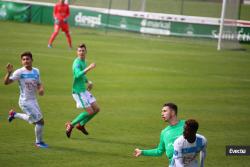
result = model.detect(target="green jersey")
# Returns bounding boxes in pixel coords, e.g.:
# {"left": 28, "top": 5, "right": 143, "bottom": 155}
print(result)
{"left": 142, "top": 120, "right": 185, "bottom": 162}
{"left": 72, "top": 57, "right": 88, "bottom": 93}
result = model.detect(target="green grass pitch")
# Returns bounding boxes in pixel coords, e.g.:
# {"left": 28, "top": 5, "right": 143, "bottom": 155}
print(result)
{"left": 0, "top": 21, "right": 250, "bottom": 167}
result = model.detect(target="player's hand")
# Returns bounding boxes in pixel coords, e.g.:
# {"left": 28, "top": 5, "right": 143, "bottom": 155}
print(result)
{"left": 87, "top": 81, "right": 93, "bottom": 91}
{"left": 89, "top": 63, "right": 96, "bottom": 70}
{"left": 6, "top": 63, "right": 13, "bottom": 73}
{"left": 134, "top": 148, "right": 142, "bottom": 157}
{"left": 63, "top": 18, "right": 68, "bottom": 23}
{"left": 37, "top": 84, "right": 44, "bottom": 96}
{"left": 84, "top": 63, "right": 96, "bottom": 74}
{"left": 54, "top": 18, "right": 60, "bottom": 24}
{"left": 38, "top": 89, "right": 44, "bottom": 96}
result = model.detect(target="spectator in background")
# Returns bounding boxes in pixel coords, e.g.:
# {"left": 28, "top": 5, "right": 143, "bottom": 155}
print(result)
{"left": 48, "top": 0, "right": 72, "bottom": 49}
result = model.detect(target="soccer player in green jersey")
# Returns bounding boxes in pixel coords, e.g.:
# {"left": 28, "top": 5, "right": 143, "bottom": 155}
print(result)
{"left": 65, "top": 43, "right": 100, "bottom": 138}
{"left": 134, "top": 102, "right": 185, "bottom": 165}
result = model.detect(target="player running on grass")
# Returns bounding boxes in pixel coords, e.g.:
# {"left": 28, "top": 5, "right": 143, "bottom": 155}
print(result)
{"left": 134, "top": 103, "right": 185, "bottom": 165}
{"left": 4, "top": 51, "right": 48, "bottom": 148}
{"left": 65, "top": 43, "right": 100, "bottom": 138}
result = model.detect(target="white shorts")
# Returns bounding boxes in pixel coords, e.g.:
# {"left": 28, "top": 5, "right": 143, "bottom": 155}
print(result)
{"left": 72, "top": 91, "right": 96, "bottom": 109}
{"left": 19, "top": 100, "right": 43, "bottom": 124}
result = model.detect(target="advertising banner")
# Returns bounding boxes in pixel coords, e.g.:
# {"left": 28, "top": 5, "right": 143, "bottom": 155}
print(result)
{"left": 1, "top": 0, "right": 250, "bottom": 42}
{"left": 0, "top": 1, "right": 30, "bottom": 22}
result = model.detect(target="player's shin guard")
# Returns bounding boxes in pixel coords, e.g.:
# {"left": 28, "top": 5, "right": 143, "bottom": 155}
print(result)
{"left": 79, "top": 111, "right": 98, "bottom": 126}
{"left": 71, "top": 111, "right": 89, "bottom": 126}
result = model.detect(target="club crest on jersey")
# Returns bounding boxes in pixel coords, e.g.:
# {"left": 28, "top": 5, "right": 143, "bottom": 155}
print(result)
{"left": 76, "top": 64, "right": 81, "bottom": 69}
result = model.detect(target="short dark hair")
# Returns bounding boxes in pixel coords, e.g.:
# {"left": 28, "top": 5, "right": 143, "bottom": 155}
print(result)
{"left": 163, "top": 102, "right": 178, "bottom": 115}
{"left": 20, "top": 51, "right": 33, "bottom": 60}
{"left": 185, "top": 119, "right": 199, "bottom": 134}
{"left": 78, "top": 43, "right": 87, "bottom": 50}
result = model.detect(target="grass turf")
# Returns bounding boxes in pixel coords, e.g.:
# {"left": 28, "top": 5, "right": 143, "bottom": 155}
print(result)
{"left": 25, "top": 0, "right": 250, "bottom": 20}
{"left": 0, "top": 21, "right": 250, "bottom": 166}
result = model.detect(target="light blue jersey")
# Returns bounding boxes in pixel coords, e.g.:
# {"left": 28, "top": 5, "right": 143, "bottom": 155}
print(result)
{"left": 10, "top": 67, "right": 41, "bottom": 102}
{"left": 170, "top": 134, "right": 207, "bottom": 167}
{"left": 10, "top": 67, "right": 43, "bottom": 123}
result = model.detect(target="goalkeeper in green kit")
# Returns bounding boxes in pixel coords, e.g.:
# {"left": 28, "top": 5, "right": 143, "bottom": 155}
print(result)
{"left": 134, "top": 103, "right": 185, "bottom": 165}
{"left": 65, "top": 43, "right": 100, "bottom": 138}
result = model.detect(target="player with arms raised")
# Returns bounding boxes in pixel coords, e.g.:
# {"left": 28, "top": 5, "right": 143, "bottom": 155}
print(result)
{"left": 4, "top": 51, "right": 48, "bottom": 148}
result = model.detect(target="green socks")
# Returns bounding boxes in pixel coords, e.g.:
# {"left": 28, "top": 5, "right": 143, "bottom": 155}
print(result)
{"left": 71, "top": 111, "right": 89, "bottom": 126}
{"left": 79, "top": 112, "right": 98, "bottom": 126}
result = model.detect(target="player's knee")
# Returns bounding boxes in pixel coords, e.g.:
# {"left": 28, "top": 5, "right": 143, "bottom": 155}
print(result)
{"left": 86, "top": 107, "right": 94, "bottom": 115}
{"left": 36, "top": 119, "right": 44, "bottom": 125}
{"left": 64, "top": 31, "right": 70, "bottom": 35}
{"left": 94, "top": 107, "right": 100, "bottom": 113}
{"left": 54, "top": 30, "right": 59, "bottom": 35}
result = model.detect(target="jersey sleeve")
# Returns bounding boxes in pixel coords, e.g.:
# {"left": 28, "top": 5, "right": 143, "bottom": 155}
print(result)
{"left": 37, "top": 69, "right": 42, "bottom": 84}
{"left": 200, "top": 137, "right": 207, "bottom": 167}
{"left": 9, "top": 69, "right": 21, "bottom": 81}
{"left": 202, "top": 136, "right": 207, "bottom": 150}
{"left": 73, "top": 62, "right": 85, "bottom": 79}
{"left": 141, "top": 130, "right": 165, "bottom": 156}
{"left": 65, "top": 4, "right": 70, "bottom": 19}
{"left": 84, "top": 75, "right": 88, "bottom": 83}
{"left": 53, "top": 4, "right": 58, "bottom": 19}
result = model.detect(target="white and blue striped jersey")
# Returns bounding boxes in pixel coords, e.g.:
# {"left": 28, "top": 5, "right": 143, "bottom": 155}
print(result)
{"left": 170, "top": 134, "right": 207, "bottom": 167}
{"left": 10, "top": 67, "right": 41, "bottom": 102}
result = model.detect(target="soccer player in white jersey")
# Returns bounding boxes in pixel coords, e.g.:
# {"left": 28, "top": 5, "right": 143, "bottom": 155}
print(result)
{"left": 4, "top": 51, "right": 48, "bottom": 148}
{"left": 170, "top": 119, "right": 207, "bottom": 167}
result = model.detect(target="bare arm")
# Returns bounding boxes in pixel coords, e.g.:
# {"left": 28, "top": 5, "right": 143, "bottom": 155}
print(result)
{"left": 4, "top": 63, "right": 14, "bottom": 85}
{"left": 87, "top": 80, "right": 93, "bottom": 91}
{"left": 37, "top": 83, "right": 44, "bottom": 96}
{"left": 83, "top": 63, "right": 96, "bottom": 75}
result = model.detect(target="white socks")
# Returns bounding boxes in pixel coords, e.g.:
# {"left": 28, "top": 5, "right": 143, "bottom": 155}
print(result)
{"left": 15, "top": 113, "right": 29, "bottom": 122}
{"left": 35, "top": 124, "right": 43, "bottom": 143}
{"left": 13, "top": 113, "right": 44, "bottom": 143}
